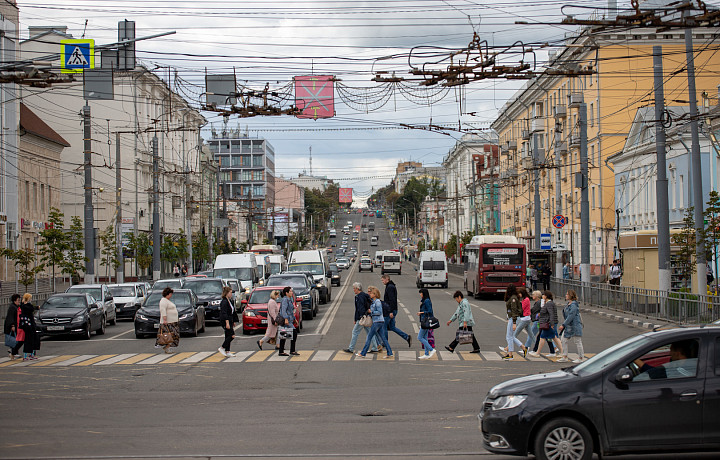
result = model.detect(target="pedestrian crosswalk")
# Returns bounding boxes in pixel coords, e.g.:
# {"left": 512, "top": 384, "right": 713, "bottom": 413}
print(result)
{"left": 0, "top": 351, "right": 595, "bottom": 368}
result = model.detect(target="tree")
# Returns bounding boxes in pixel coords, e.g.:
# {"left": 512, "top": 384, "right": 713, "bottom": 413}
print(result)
{"left": 237, "top": 241, "right": 248, "bottom": 253}
{"left": 160, "top": 235, "right": 178, "bottom": 267}
{"left": 37, "top": 207, "right": 67, "bottom": 291}
{"left": 99, "top": 225, "right": 118, "bottom": 281}
{"left": 702, "top": 191, "right": 720, "bottom": 284}
{"left": 192, "top": 231, "right": 210, "bottom": 268}
{"left": 445, "top": 234, "right": 458, "bottom": 261}
{"left": 176, "top": 229, "right": 189, "bottom": 262}
{"left": 417, "top": 239, "right": 426, "bottom": 252}
{"left": 0, "top": 248, "right": 44, "bottom": 291}
{"left": 461, "top": 230, "right": 474, "bottom": 245}
{"left": 128, "top": 233, "right": 152, "bottom": 276}
{"left": 230, "top": 237, "right": 238, "bottom": 253}
{"left": 671, "top": 207, "right": 696, "bottom": 290}
{"left": 62, "top": 216, "right": 86, "bottom": 284}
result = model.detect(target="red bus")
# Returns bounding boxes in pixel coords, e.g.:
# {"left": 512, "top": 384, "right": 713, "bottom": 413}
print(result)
{"left": 463, "top": 235, "right": 526, "bottom": 296}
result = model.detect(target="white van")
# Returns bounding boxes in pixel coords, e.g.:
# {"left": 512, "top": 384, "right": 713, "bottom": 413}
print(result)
{"left": 287, "top": 249, "right": 332, "bottom": 303}
{"left": 255, "top": 254, "right": 271, "bottom": 285}
{"left": 213, "top": 253, "right": 259, "bottom": 292}
{"left": 374, "top": 250, "right": 384, "bottom": 267}
{"left": 370, "top": 235, "right": 378, "bottom": 246}
{"left": 381, "top": 251, "right": 402, "bottom": 275}
{"left": 416, "top": 250, "right": 448, "bottom": 288}
{"left": 267, "top": 254, "right": 287, "bottom": 275}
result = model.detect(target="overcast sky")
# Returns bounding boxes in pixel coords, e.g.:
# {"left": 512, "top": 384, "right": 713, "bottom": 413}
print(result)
{"left": 15, "top": 0, "right": 719, "bottom": 204}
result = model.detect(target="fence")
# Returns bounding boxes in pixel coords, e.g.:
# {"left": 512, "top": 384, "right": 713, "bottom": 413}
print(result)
{"left": 550, "top": 278, "right": 720, "bottom": 325}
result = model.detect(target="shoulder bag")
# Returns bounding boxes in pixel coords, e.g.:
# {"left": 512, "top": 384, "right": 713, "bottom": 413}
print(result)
{"left": 456, "top": 328, "right": 473, "bottom": 345}
{"left": 358, "top": 315, "right": 373, "bottom": 328}
{"left": 272, "top": 312, "right": 284, "bottom": 326}
{"left": 538, "top": 322, "right": 551, "bottom": 330}
{"left": 156, "top": 323, "right": 174, "bottom": 346}
{"left": 420, "top": 315, "right": 440, "bottom": 330}
{"left": 4, "top": 332, "right": 17, "bottom": 348}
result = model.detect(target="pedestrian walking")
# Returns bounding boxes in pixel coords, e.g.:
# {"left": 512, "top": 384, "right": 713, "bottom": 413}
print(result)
{"left": 173, "top": 264, "right": 180, "bottom": 278}
{"left": 157, "top": 287, "right": 180, "bottom": 353}
{"left": 257, "top": 290, "right": 281, "bottom": 350}
{"left": 444, "top": 291, "right": 480, "bottom": 353}
{"left": 277, "top": 286, "right": 298, "bottom": 357}
{"left": 18, "top": 293, "right": 40, "bottom": 360}
{"left": 356, "top": 286, "right": 393, "bottom": 359}
{"left": 381, "top": 274, "right": 411, "bottom": 347}
{"left": 534, "top": 291, "right": 563, "bottom": 357}
{"left": 527, "top": 290, "right": 556, "bottom": 356}
{"left": 529, "top": 265, "right": 539, "bottom": 291}
{"left": 557, "top": 290, "right": 585, "bottom": 363}
{"left": 501, "top": 284, "right": 527, "bottom": 360}
{"left": 218, "top": 286, "right": 238, "bottom": 357}
{"left": 4, "top": 294, "right": 22, "bottom": 359}
{"left": 609, "top": 259, "right": 622, "bottom": 286}
{"left": 540, "top": 264, "right": 552, "bottom": 291}
{"left": 181, "top": 263, "right": 188, "bottom": 277}
{"left": 563, "top": 262, "right": 571, "bottom": 280}
{"left": 416, "top": 288, "right": 436, "bottom": 359}
{"left": 343, "top": 282, "right": 379, "bottom": 354}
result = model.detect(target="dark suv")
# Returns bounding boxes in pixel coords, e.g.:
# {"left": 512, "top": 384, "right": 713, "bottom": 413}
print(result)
{"left": 479, "top": 325, "right": 720, "bottom": 460}
{"left": 267, "top": 273, "right": 319, "bottom": 320}
{"left": 182, "top": 278, "right": 227, "bottom": 322}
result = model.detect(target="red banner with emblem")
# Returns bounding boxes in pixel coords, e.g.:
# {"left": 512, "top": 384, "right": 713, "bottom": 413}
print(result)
{"left": 294, "top": 75, "right": 335, "bottom": 119}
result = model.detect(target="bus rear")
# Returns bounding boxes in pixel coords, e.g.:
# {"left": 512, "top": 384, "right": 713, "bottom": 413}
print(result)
{"left": 464, "top": 243, "right": 526, "bottom": 296}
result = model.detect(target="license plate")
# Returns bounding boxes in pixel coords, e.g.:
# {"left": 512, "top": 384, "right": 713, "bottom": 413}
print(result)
{"left": 261, "top": 320, "right": 267, "bottom": 325}
{"left": 47, "top": 326, "right": 64, "bottom": 331}
{"left": 497, "top": 289, "right": 506, "bottom": 293}
{"left": 153, "top": 323, "right": 159, "bottom": 329}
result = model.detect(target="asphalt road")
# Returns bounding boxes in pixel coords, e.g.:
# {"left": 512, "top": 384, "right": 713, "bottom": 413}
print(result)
{"left": 0, "top": 212, "right": 707, "bottom": 460}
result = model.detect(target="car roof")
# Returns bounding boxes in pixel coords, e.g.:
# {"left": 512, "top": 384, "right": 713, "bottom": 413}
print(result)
{"left": 69, "top": 284, "right": 104, "bottom": 288}
{"left": 50, "top": 292, "right": 88, "bottom": 298}
{"left": 149, "top": 288, "right": 193, "bottom": 295}
{"left": 107, "top": 283, "right": 140, "bottom": 287}
{"left": 183, "top": 277, "right": 223, "bottom": 282}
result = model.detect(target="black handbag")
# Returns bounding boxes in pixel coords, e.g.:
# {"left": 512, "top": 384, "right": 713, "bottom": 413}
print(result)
{"left": 420, "top": 315, "right": 440, "bottom": 330}
{"left": 272, "top": 313, "right": 284, "bottom": 326}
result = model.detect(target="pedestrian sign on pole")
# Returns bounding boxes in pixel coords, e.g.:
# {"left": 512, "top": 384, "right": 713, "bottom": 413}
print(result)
{"left": 61, "top": 39, "right": 95, "bottom": 73}
{"left": 552, "top": 215, "right": 567, "bottom": 229}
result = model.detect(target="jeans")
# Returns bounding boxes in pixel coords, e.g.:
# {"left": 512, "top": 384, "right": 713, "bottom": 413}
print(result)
{"left": 513, "top": 317, "right": 532, "bottom": 345}
{"left": 221, "top": 327, "right": 234, "bottom": 351}
{"left": 417, "top": 328, "right": 433, "bottom": 355}
{"left": 360, "top": 322, "right": 392, "bottom": 356}
{"left": 448, "top": 325, "right": 480, "bottom": 350}
{"left": 561, "top": 335, "right": 585, "bottom": 358}
{"left": 505, "top": 319, "right": 524, "bottom": 352}
{"left": 384, "top": 316, "right": 409, "bottom": 342}
{"left": 349, "top": 322, "right": 378, "bottom": 352}
{"left": 525, "top": 321, "right": 539, "bottom": 349}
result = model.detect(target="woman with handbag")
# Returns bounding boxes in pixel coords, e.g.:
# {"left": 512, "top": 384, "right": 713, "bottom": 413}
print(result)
{"left": 157, "top": 287, "right": 180, "bottom": 353}
{"left": 534, "top": 290, "right": 563, "bottom": 357}
{"left": 277, "top": 286, "right": 298, "bottom": 357}
{"left": 527, "top": 290, "right": 555, "bottom": 357}
{"left": 218, "top": 286, "right": 237, "bottom": 357}
{"left": 356, "top": 286, "right": 393, "bottom": 359}
{"left": 19, "top": 293, "right": 40, "bottom": 360}
{"left": 4, "top": 294, "right": 23, "bottom": 359}
{"left": 416, "top": 288, "right": 436, "bottom": 359}
{"left": 444, "top": 291, "right": 480, "bottom": 354}
{"left": 257, "top": 290, "right": 281, "bottom": 350}
{"left": 557, "top": 290, "right": 585, "bottom": 363}
{"left": 501, "top": 284, "right": 527, "bottom": 360}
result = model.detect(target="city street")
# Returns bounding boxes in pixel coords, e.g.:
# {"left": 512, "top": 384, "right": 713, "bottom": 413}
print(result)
{"left": 0, "top": 215, "right": 664, "bottom": 460}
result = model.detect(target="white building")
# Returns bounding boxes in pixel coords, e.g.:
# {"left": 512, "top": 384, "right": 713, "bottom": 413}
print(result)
{"left": 290, "top": 173, "right": 332, "bottom": 191}
{"left": 20, "top": 26, "right": 206, "bottom": 279}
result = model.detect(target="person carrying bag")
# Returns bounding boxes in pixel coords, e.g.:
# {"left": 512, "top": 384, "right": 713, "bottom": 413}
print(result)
{"left": 444, "top": 291, "right": 480, "bottom": 353}
{"left": 416, "top": 288, "right": 437, "bottom": 359}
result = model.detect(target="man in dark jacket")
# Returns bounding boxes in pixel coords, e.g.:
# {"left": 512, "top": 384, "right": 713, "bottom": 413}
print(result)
{"left": 381, "top": 275, "right": 411, "bottom": 347}
{"left": 4, "top": 294, "right": 22, "bottom": 358}
{"left": 540, "top": 264, "right": 552, "bottom": 291}
{"left": 344, "top": 282, "right": 379, "bottom": 353}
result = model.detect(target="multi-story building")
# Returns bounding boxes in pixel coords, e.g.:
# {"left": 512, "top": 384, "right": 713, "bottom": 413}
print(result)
{"left": 207, "top": 128, "right": 275, "bottom": 243}
{"left": 274, "top": 176, "right": 305, "bottom": 238}
{"left": 290, "top": 173, "right": 331, "bottom": 192}
{"left": 20, "top": 26, "right": 206, "bottom": 280}
{"left": 394, "top": 164, "right": 445, "bottom": 194}
{"left": 492, "top": 26, "right": 720, "bottom": 276}
{"left": 441, "top": 132, "right": 499, "bottom": 242}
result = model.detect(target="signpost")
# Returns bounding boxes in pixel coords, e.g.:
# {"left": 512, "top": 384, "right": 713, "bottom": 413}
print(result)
{"left": 540, "top": 233, "right": 552, "bottom": 250}
{"left": 61, "top": 39, "right": 95, "bottom": 73}
{"left": 552, "top": 214, "right": 567, "bottom": 229}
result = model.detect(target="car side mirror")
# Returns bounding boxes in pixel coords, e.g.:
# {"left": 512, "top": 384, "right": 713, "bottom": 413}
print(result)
{"left": 414, "top": 267, "right": 418, "bottom": 271}
{"left": 614, "top": 367, "right": 633, "bottom": 384}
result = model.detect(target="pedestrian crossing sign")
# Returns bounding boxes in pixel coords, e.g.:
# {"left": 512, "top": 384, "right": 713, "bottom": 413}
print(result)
{"left": 61, "top": 39, "right": 95, "bottom": 73}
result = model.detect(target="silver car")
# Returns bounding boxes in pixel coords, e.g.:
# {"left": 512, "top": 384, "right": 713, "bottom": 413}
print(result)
{"left": 66, "top": 284, "right": 117, "bottom": 325}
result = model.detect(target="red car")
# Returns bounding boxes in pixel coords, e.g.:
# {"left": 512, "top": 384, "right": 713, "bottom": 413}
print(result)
{"left": 241, "top": 285, "right": 302, "bottom": 335}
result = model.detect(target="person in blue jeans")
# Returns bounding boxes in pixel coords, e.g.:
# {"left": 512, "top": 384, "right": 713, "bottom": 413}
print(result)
{"left": 344, "top": 282, "right": 379, "bottom": 354}
{"left": 416, "top": 288, "right": 436, "bottom": 359}
{"left": 357, "top": 286, "right": 393, "bottom": 359}
{"left": 381, "top": 274, "right": 412, "bottom": 347}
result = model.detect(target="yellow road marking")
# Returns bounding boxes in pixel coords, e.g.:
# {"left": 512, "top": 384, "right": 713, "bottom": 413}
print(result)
{"left": 289, "top": 350, "right": 313, "bottom": 362}
{"left": 333, "top": 351, "right": 353, "bottom": 361}
{"left": 460, "top": 351, "right": 483, "bottom": 361}
{"left": 73, "top": 355, "right": 117, "bottom": 366}
{"left": 202, "top": 352, "right": 226, "bottom": 363}
{"left": 160, "top": 352, "right": 196, "bottom": 364}
{"left": 31, "top": 355, "right": 77, "bottom": 367}
{"left": 245, "top": 350, "right": 274, "bottom": 362}
{"left": 115, "top": 353, "right": 154, "bottom": 365}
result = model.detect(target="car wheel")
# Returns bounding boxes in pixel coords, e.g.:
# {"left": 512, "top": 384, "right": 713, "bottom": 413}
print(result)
{"left": 82, "top": 323, "right": 92, "bottom": 340}
{"left": 325, "top": 291, "right": 331, "bottom": 303}
{"left": 96, "top": 316, "right": 106, "bottom": 335}
{"left": 443, "top": 282, "right": 448, "bottom": 289}
{"left": 533, "top": 417, "right": 593, "bottom": 460}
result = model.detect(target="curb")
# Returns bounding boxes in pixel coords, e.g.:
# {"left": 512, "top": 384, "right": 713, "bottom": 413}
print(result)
{"left": 580, "top": 307, "right": 666, "bottom": 330}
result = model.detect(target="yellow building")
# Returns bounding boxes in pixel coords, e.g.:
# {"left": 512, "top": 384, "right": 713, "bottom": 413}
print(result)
{"left": 492, "top": 26, "right": 720, "bottom": 277}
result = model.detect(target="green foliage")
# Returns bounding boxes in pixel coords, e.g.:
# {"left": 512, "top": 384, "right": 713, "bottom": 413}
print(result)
{"left": 461, "top": 230, "right": 475, "bottom": 245}
{"left": 289, "top": 232, "right": 307, "bottom": 252}
{"left": 176, "top": 229, "right": 189, "bottom": 262}
{"left": 671, "top": 207, "right": 696, "bottom": 289}
{"left": 368, "top": 183, "right": 394, "bottom": 207}
{"left": 160, "top": 235, "right": 178, "bottom": 263}
{"left": 37, "top": 207, "right": 67, "bottom": 284}
{"left": 445, "top": 234, "right": 458, "bottom": 260}
{"left": 237, "top": 241, "right": 248, "bottom": 253}
{"left": 430, "top": 239, "right": 438, "bottom": 250}
{"left": 128, "top": 233, "right": 152, "bottom": 271}
{"left": 213, "top": 239, "right": 230, "bottom": 256}
{"left": 62, "top": 216, "right": 87, "bottom": 283}
{"left": 99, "top": 225, "right": 119, "bottom": 279}
{"left": 304, "top": 181, "right": 341, "bottom": 234}
{"left": 192, "top": 232, "right": 210, "bottom": 265}
{"left": 230, "top": 237, "right": 238, "bottom": 253}
{"left": 417, "top": 239, "right": 426, "bottom": 252}
{"left": 702, "top": 191, "right": 720, "bottom": 275}
{"left": 0, "top": 248, "right": 44, "bottom": 290}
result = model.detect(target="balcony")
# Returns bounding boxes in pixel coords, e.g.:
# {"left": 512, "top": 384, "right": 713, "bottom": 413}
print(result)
{"left": 556, "top": 142, "right": 568, "bottom": 155}
{"left": 508, "top": 140, "right": 517, "bottom": 151}
{"left": 531, "top": 117, "right": 544, "bottom": 133}
{"left": 521, "top": 130, "right": 531, "bottom": 140}
{"left": 569, "top": 92, "right": 584, "bottom": 107}
{"left": 521, "top": 156, "right": 534, "bottom": 169}
{"left": 569, "top": 134, "right": 580, "bottom": 147}
{"left": 554, "top": 104, "right": 567, "bottom": 119}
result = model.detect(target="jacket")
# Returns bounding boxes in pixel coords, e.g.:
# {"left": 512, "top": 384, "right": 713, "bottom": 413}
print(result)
{"left": 266, "top": 298, "right": 280, "bottom": 336}
{"left": 279, "top": 295, "right": 295, "bottom": 329}
{"left": 537, "top": 300, "right": 558, "bottom": 326}
{"left": 383, "top": 281, "right": 398, "bottom": 316}
{"left": 521, "top": 297, "right": 531, "bottom": 317}
{"left": 370, "top": 298, "right": 385, "bottom": 323}
{"left": 449, "top": 298, "right": 474, "bottom": 327}
{"left": 354, "top": 291, "right": 371, "bottom": 322}
{"left": 4, "top": 303, "right": 18, "bottom": 335}
{"left": 505, "top": 295, "right": 522, "bottom": 323}
{"left": 18, "top": 303, "right": 37, "bottom": 330}
{"left": 561, "top": 300, "right": 583, "bottom": 337}
{"left": 530, "top": 300, "right": 542, "bottom": 321}
{"left": 219, "top": 298, "right": 235, "bottom": 325}
{"left": 419, "top": 297, "right": 433, "bottom": 322}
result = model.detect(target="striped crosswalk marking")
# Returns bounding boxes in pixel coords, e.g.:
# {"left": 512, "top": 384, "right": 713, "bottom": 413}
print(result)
{"left": 201, "top": 352, "right": 226, "bottom": 363}
{"left": 290, "top": 350, "right": 312, "bottom": 362}
{"left": 460, "top": 351, "right": 482, "bottom": 360}
{"left": 223, "top": 351, "right": 254, "bottom": 363}
{"left": 52, "top": 355, "right": 97, "bottom": 366}
{"left": 399, "top": 351, "right": 416, "bottom": 361}
{"left": 9, "top": 355, "right": 57, "bottom": 367}
{"left": 74, "top": 355, "right": 117, "bottom": 366}
{"left": 136, "top": 354, "right": 174, "bottom": 365}
{"left": 160, "top": 352, "right": 196, "bottom": 364}
{"left": 267, "top": 352, "right": 289, "bottom": 362}
{"left": 180, "top": 351, "right": 214, "bottom": 363}
{"left": 332, "top": 350, "right": 353, "bottom": 361}
{"left": 439, "top": 350, "right": 459, "bottom": 360}
{"left": 311, "top": 350, "right": 334, "bottom": 361}
{"left": 246, "top": 350, "right": 274, "bottom": 362}
{"left": 94, "top": 354, "right": 137, "bottom": 365}
{"left": 481, "top": 351, "right": 502, "bottom": 361}
{"left": 116, "top": 353, "right": 154, "bottom": 365}
{"left": 0, "top": 357, "right": 10, "bottom": 364}
{"left": 31, "top": 355, "right": 77, "bottom": 367}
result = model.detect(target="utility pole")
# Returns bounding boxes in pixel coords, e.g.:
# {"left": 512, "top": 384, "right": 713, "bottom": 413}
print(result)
{"left": 685, "top": 21, "right": 706, "bottom": 293}
{"left": 472, "top": 161, "right": 478, "bottom": 235}
{"left": 454, "top": 178, "right": 461, "bottom": 262}
{"left": 555, "top": 124, "right": 563, "bottom": 279}
{"left": 115, "top": 132, "right": 124, "bottom": 283}
{"left": 83, "top": 105, "right": 95, "bottom": 284}
{"left": 533, "top": 132, "right": 541, "bottom": 251}
{"left": 579, "top": 103, "right": 590, "bottom": 283}
{"left": 184, "top": 130, "right": 195, "bottom": 275}
{"left": 152, "top": 136, "right": 161, "bottom": 281}
{"left": 247, "top": 187, "right": 254, "bottom": 248}
{"left": 654, "top": 46, "right": 672, "bottom": 294}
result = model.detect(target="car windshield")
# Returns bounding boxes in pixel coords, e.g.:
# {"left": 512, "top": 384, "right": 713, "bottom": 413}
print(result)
{"left": 573, "top": 335, "right": 653, "bottom": 376}
{"left": 42, "top": 296, "right": 86, "bottom": 309}
{"left": 268, "top": 276, "right": 307, "bottom": 289}
{"left": 270, "top": 263, "right": 282, "bottom": 274}
{"left": 109, "top": 286, "right": 136, "bottom": 297}
{"left": 249, "top": 290, "right": 272, "bottom": 304}
{"left": 227, "top": 281, "right": 239, "bottom": 290}
{"left": 337, "top": 258, "right": 349, "bottom": 264}
{"left": 288, "top": 262, "right": 324, "bottom": 275}
{"left": 68, "top": 287, "right": 101, "bottom": 299}
{"left": 214, "top": 267, "right": 253, "bottom": 280}
{"left": 153, "top": 280, "right": 181, "bottom": 290}
{"left": 184, "top": 280, "right": 224, "bottom": 295}
{"left": 144, "top": 292, "right": 192, "bottom": 309}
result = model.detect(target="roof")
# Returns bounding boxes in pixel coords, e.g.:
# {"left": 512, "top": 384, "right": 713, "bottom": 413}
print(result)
{"left": 20, "top": 104, "right": 71, "bottom": 147}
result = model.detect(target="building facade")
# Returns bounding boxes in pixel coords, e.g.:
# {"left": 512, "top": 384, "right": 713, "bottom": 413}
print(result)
{"left": 290, "top": 173, "right": 331, "bottom": 192}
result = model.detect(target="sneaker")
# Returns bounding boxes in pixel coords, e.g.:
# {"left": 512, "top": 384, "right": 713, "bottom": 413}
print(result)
{"left": 498, "top": 346, "right": 508, "bottom": 353}
{"left": 528, "top": 351, "right": 540, "bottom": 358}
{"left": 217, "top": 347, "right": 228, "bottom": 357}
{"left": 501, "top": 354, "right": 513, "bottom": 360}
{"left": 29, "top": 355, "right": 39, "bottom": 360}
{"left": 428, "top": 348, "right": 436, "bottom": 358}
{"left": 382, "top": 355, "right": 394, "bottom": 359}
{"left": 521, "top": 348, "right": 528, "bottom": 358}
{"left": 227, "top": 352, "right": 237, "bottom": 357}
{"left": 545, "top": 353, "right": 557, "bottom": 358}
{"left": 355, "top": 353, "right": 366, "bottom": 358}
{"left": 556, "top": 357, "right": 571, "bottom": 362}
{"left": 343, "top": 348, "right": 354, "bottom": 354}
{"left": 444, "top": 346, "right": 455, "bottom": 353}
{"left": 418, "top": 354, "right": 430, "bottom": 360}
{"left": 407, "top": 336, "right": 412, "bottom": 348}
{"left": 572, "top": 358, "right": 585, "bottom": 364}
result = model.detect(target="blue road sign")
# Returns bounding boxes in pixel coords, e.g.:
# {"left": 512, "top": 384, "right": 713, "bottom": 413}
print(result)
{"left": 540, "top": 233, "right": 552, "bottom": 250}
{"left": 61, "top": 39, "right": 94, "bottom": 74}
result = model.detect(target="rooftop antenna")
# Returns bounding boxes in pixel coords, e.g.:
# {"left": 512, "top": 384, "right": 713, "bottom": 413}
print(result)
{"left": 309, "top": 146, "right": 313, "bottom": 175}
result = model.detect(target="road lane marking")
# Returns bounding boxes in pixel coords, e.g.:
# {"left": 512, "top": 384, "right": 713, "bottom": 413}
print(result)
{"left": 439, "top": 351, "right": 459, "bottom": 360}
{"left": 311, "top": 350, "right": 334, "bottom": 361}
{"left": 332, "top": 350, "right": 353, "bottom": 361}
{"left": 480, "top": 351, "right": 502, "bottom": 361}
{"left": 31, "top": 355, "right": 77, "bottom": 367}
{"left": 115, "top": 353, "right": 154, "bottom": 365}
{"left": 480, "top": 308, "right": 492, "bottom": 314}
{"left": 290, "top": 350, "right": 313, "bottom": 362}
{"left": 267, "top": 352, "right": 289, "bottom": 362}
{"left": 223, "top": 351, "right": 254, "bottom": 362}
{"left": 51, "top": 355, "right": 97, "bottom": 366}
{"left": 245, "top": 350, "right": 274, "bottom": 362}
{"left": 94, "top": 353, "right": 136, "bottom": 365}
{"left": 10, "top": 355, "right": 57, "bottom": 367}
{"left": 74, "top": 354, "right": 117, "bottom": 366}
{"left": 160, "top": 352, "right": 196, "bottom": 364}
{"left": 137, "top": 353, "right": 175, "bottom": 365}
{"left": 107, "top": 328, "right": 135, "bottom": 340}
{"left": 0, "top": 357, "right": 10, "bottom": 364}
{"left": 399, "top": 351, "right": 416, "bottom": 361}
{"left": 460, "top": 351, "right": 482, "bottom": 361}
{"left": 180, "top": 351, "right": 214, "bottom": 363}
{"left": 317, "top": 261, "right": 357, "bottom": 336}
{"left": 202, "top": 352, "right": 226, "bottom": 363}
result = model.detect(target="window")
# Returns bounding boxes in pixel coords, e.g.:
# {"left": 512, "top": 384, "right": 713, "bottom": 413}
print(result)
{"left": 252, "top": 170, "right": 263, "bottom": 181}
{"left": 679, "top": 175, "right": 684, "bottom": 208}
{"left": 33, "top": 183, "right": 37, "bottom": 210}
{"left": 592, "top": 187, "right": 596, "bottom": 209}
{"left": 220, "top": 141, "right": 230, "bottom": 153}
{"left": 231, "top": 156, "right": 242, "bottom": 167}
{"left": 629, "top": 338, "right": 700, "bottom": 381}
{"left": 590, "top": 102, "right": 594, "bottom": 126}
{"left": 591, "top": 145, "right": 595, "bottom": 166}
{"left": 253, "top": 155, "right": 263, "bottom": 167}
{"left": 48, "top": 186, "right": 52, "bottom": 206}
{"left": 242, "top": 170, "right": 251, "bottom": 181}
{"left": 242, "top": 155, "right": 251, "bottom": 166}
{"left": 40, "top": 184, "right": 45, "bottom": 211}
{"left": 219, "top": 156, "right": 230, "bottom": 167}
{"left": 253, "top": 185, "right": 264, "bottom": 197}
{"left": 25, "top": 181, "right": 30, "bottom": 206}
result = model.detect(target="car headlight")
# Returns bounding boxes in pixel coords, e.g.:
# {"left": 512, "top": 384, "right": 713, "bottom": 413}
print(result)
{"left": 316, "top": 282, "right": 323, "bottom": 288}
{"left": 490, "top": 395, "right": 527, "bottom": 411}
{"left": 72, "top": 314, "right": 88, "bottom": 324}
{"left": 210, "top": 300, "right": 222, "bottom": 306}
{"left": 258, "top": 279, "right": 264, "bottom": 285}
{"left": 179, "top": 312, "right": 194, "bottom": 320}
{"left": 137, "top": 313, "right": 148, "bottom": 321}
{"left": 245, "top": 287, "right": 251, "bottom": 292}
{"left": 244, "top": 310, "right": 256, "bottom": 317}
{"left": 296, "top": 294, "right": 310, "bottom": 300}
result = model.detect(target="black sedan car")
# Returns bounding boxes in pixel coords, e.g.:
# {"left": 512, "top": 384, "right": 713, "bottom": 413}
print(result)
{"left": 267, "top": 273, "right": 319, "bottom": 320}
{"left": 182, "top": 277, "right": 227, "bottom": 322}
{"left": 479, "top": 326, "right": 720, "bottom": 460}
{"left": 36, "top": 293, "right": 106, "bottom": 339}
{"left": 328, "top": 263, "right": 341, "bottom": 286}
{"left": 134, "top": 289, "right": 206, "bottom": 338}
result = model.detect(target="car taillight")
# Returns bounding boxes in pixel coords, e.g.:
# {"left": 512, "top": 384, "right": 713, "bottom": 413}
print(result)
{"left": 479, "top": 272, "right": 484, "bottom": 285}
{"left": 445, "top": 272, "right": 448, "bottom": 280}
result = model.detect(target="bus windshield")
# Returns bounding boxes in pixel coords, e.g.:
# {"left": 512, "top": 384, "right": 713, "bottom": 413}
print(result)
{"left": 482, "top": 247, "right": 524, "bottom": 266}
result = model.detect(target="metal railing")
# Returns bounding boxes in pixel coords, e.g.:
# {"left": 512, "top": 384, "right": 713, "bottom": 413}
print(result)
{"left": 549, "top": 278, "right": 720, "bottom": 325}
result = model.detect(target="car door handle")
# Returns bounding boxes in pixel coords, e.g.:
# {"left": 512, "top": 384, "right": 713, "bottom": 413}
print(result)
{"left": 680, "top": 391, "right": 698, "bottom": 400}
